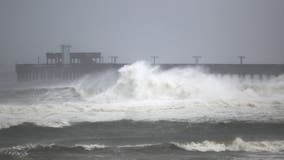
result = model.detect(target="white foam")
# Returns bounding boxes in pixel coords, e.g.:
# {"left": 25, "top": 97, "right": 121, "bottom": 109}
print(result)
{"left": 0, "top": 144, "right": 54, "bottom": 158}
{"left": 0, "top": 61, "right": 284, "bottom": 129}
{"left": 118, "top": 143, "right": 161, "bottom": 148}
{"left": 74, "top": 143, "right": 158, "bottom": 150}
{"left": 173, "top": 138, "right": 284, "bottom": 153}
{"left": 78, "top": 61, "right": 284, "bottom": 102}
{"left": 3, "top": 139, "right": 283, "bottom": 155}
{"left": 74, "top": 144, "right": 107, "bottom": 150}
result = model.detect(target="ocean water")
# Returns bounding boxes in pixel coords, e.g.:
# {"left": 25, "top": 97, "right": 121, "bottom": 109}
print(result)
{"left": 0, "top": 61, "right": 284, "bottom": 160}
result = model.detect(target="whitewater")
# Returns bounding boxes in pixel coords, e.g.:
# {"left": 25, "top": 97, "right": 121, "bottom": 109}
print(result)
{"left": 1, "top": 61, "right": 284, "bottom": 160}
{"left": 0, "top": 61, "right": 283, "bottom": 129}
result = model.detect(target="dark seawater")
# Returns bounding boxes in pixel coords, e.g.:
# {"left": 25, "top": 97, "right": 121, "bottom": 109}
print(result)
{"left": 1, "top": 121, "right": 284, "bottom": 160}
{"left": 0, "top": 62, "right": 284, "bottom": 160}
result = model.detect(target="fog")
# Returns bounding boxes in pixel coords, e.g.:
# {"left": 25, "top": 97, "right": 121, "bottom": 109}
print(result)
{"left": 0, "top": 0, "right": 284, "bottom": 73}
{"left": 1, "top": 2, "right": 284, "bottom": 158}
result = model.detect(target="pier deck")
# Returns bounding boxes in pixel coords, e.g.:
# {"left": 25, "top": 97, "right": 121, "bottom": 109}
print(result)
{"left": 15, "top": 63, "right": 284, "bottom": 82}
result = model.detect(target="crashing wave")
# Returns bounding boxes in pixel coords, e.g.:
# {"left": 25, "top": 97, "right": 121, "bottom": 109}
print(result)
{"left": 0, "top": 61, "right": 284, "bottom": 129}
{"left": 76, "top": 61, "right": 284, "bottom": 102}
{"left": 173, "top": 138, "right": 284, "bottom": 153}
{"left": 1, "top": 138, "right": 284, "bottom": 159}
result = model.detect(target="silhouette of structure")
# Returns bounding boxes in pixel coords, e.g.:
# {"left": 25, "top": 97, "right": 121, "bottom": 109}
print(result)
{"left": 151, "top": 56, "right": 158, "bottom": 64}
{"left": 61, "top": 44, "right": 71, "bottom": 64}
{"left": 70, "top": 52, "right": 101, "bottom": 64}
{"left": 192, "top": 56, "right": 202, "bottom": 64}
{"left": 109, "top": 56, "right": 118, "bottom": 64}
{"left": 238, "top": 56, "right": 246, "bottom": 64}
{"left": 15, "top": 46, "right": 284, "bottom": 82}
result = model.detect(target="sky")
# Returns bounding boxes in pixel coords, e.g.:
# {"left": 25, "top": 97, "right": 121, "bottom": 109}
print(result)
{"left": 0, "top": 0, "right": 284, "bottom": 71}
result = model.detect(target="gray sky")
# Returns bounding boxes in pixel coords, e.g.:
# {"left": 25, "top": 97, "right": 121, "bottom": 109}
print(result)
{"left": 0, "top": 0, "right": 284, "bottom": 71}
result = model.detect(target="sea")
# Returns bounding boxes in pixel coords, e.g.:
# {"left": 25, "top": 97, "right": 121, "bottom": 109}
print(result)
{"left": 0, "top": 61, "right": 284, "bottom": 160}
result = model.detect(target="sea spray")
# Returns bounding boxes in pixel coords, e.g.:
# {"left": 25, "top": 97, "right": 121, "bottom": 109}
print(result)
{"left": 173, "top": 138, "right": 284, "bottom": 153}
{"left": 0, "top": 61, "right": 284, "bottom": 129}
{"left": 76, "top": 61, "right": 284, "bottom": 103}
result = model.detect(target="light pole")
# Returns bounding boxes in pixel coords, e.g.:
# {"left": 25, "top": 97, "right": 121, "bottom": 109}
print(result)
{"left": 192, "top": 56, "right": 202, "bottom": 64}
{"left": 151, "top": 56, "right": 159, "bottom": 64}
{"left": 238, "top": 56, "right": 245, "bottom": 64}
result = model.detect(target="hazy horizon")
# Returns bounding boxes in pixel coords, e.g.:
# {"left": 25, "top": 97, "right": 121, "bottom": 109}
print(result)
{"left": 1, "top": 1, "right": 284, "bottom": 159}
{"left": 1, "top": 0, "right": 284, "bottom": 72}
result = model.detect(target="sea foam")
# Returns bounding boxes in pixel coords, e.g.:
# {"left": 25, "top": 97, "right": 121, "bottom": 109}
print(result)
{"left": 0, "top": 61, "right": 284, "bottom": 129}
{"left": 173, "top": 138, "right": 284, "bottom": 153}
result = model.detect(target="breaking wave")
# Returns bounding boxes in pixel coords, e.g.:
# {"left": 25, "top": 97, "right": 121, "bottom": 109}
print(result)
{"left": 77, "top": 61, "right": 284, "bottom": 102}
{"left": 174, "top": 138, "right": 284, "bottom": 153}
{"left": 1, "top": 138, "right": 284, "bottom": 158}
{"left": 0, "top": 61, "right": 284, "bottom": 129}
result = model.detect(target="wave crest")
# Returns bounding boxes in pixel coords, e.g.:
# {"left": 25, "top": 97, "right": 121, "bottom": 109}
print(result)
{"left": 1, "top": 138, "right": 284, "bottom": 158}
{"left": 1, "top": 61, "right": 284, "bottom": 129}
{"left": 173, "top": 138, "right": 284, "bottom": 152}
{"left": 77, "top": 61, "right": 284, "bottom": 103}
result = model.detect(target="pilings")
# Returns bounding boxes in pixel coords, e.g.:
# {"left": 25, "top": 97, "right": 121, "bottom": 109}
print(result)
{"left": 15, "top": 64, "right": 124, "bottom": 82}
{"left": 15, "top": 64, "right": 284, "bottom": 82}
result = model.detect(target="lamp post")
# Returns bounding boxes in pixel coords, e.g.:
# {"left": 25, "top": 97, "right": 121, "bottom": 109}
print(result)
{"left": 192, "top": 56, "right": 202, "bottom": 64}
{"left": 238, "top": 56, "right": 245, "bottom": 64}
{"left": 151, "top": 56, "right": 159, "bottom": 64}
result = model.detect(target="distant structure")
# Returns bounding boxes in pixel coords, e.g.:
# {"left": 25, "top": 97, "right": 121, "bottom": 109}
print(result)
{"left": 15, "top": 45, "right": 118, "bottom": 82}
{"left": 70, "top": 52, "right": 101, "bottom": 64}
{"left": 192, "top": 56, "right": 202, "bottom": 64}
{"left": 46, "top": 52, "right": 63, "bottom": 64}
{"left": 238, "top": 56, "right": 246, "bottom": 64}
{"left": 151, "top": 56, "right": 159, "bottom": 64}
{"left": 109, "top": 56, "right": 118, "bottom": 64}
{"left": 46, "top": 48, "right": 102, "bottom": 65}
{"left": 61, "top": 44, "right": 71, "bottom": 64}
{"left": 100, "top": 56, "right": 104, "bottom": 63}
{"left": 15, "top": 45, "right": 284, "bottom": 82}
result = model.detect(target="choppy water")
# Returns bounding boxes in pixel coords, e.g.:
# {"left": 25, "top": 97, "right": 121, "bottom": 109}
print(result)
{"left": 0, "top": 61, "right": 284, "bottom": 160}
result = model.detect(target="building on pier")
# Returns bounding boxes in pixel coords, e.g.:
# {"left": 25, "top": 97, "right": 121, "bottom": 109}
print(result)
{"left": 46, "top": 52, "right": 102, "bottom": 65}
{"left": 15, "top": 45, "right": 284, "bottom": 82}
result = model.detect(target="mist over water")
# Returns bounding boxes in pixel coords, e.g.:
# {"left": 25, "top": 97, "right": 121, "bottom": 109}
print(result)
{"left": 0, "top": 61, "right": 284, "bottom": 160}
{"left": 0, "top": 61, "right": 284, "bottom": 129}
{"left": 79, "top": 61, "right": 284, "bottom": 103}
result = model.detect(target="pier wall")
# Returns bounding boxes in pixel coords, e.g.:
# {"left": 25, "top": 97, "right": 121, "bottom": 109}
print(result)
{"left": 15, "top": 63, "right": 284, "bottom": 82}
{"left": 15, "top": 64, "right": 123, "bottom": 82}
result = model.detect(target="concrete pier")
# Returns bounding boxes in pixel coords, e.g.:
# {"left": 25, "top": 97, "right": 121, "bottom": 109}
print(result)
{"left": 15, "top": 63, "right": 123, "bottom": 82}
{"left": 15, "top": 63, "right": 284, "bottom": 82}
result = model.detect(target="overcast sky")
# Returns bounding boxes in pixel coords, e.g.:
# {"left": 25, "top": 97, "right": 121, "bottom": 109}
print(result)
{"left": 0, "top": 0, "right": 284, "bottom": 71}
